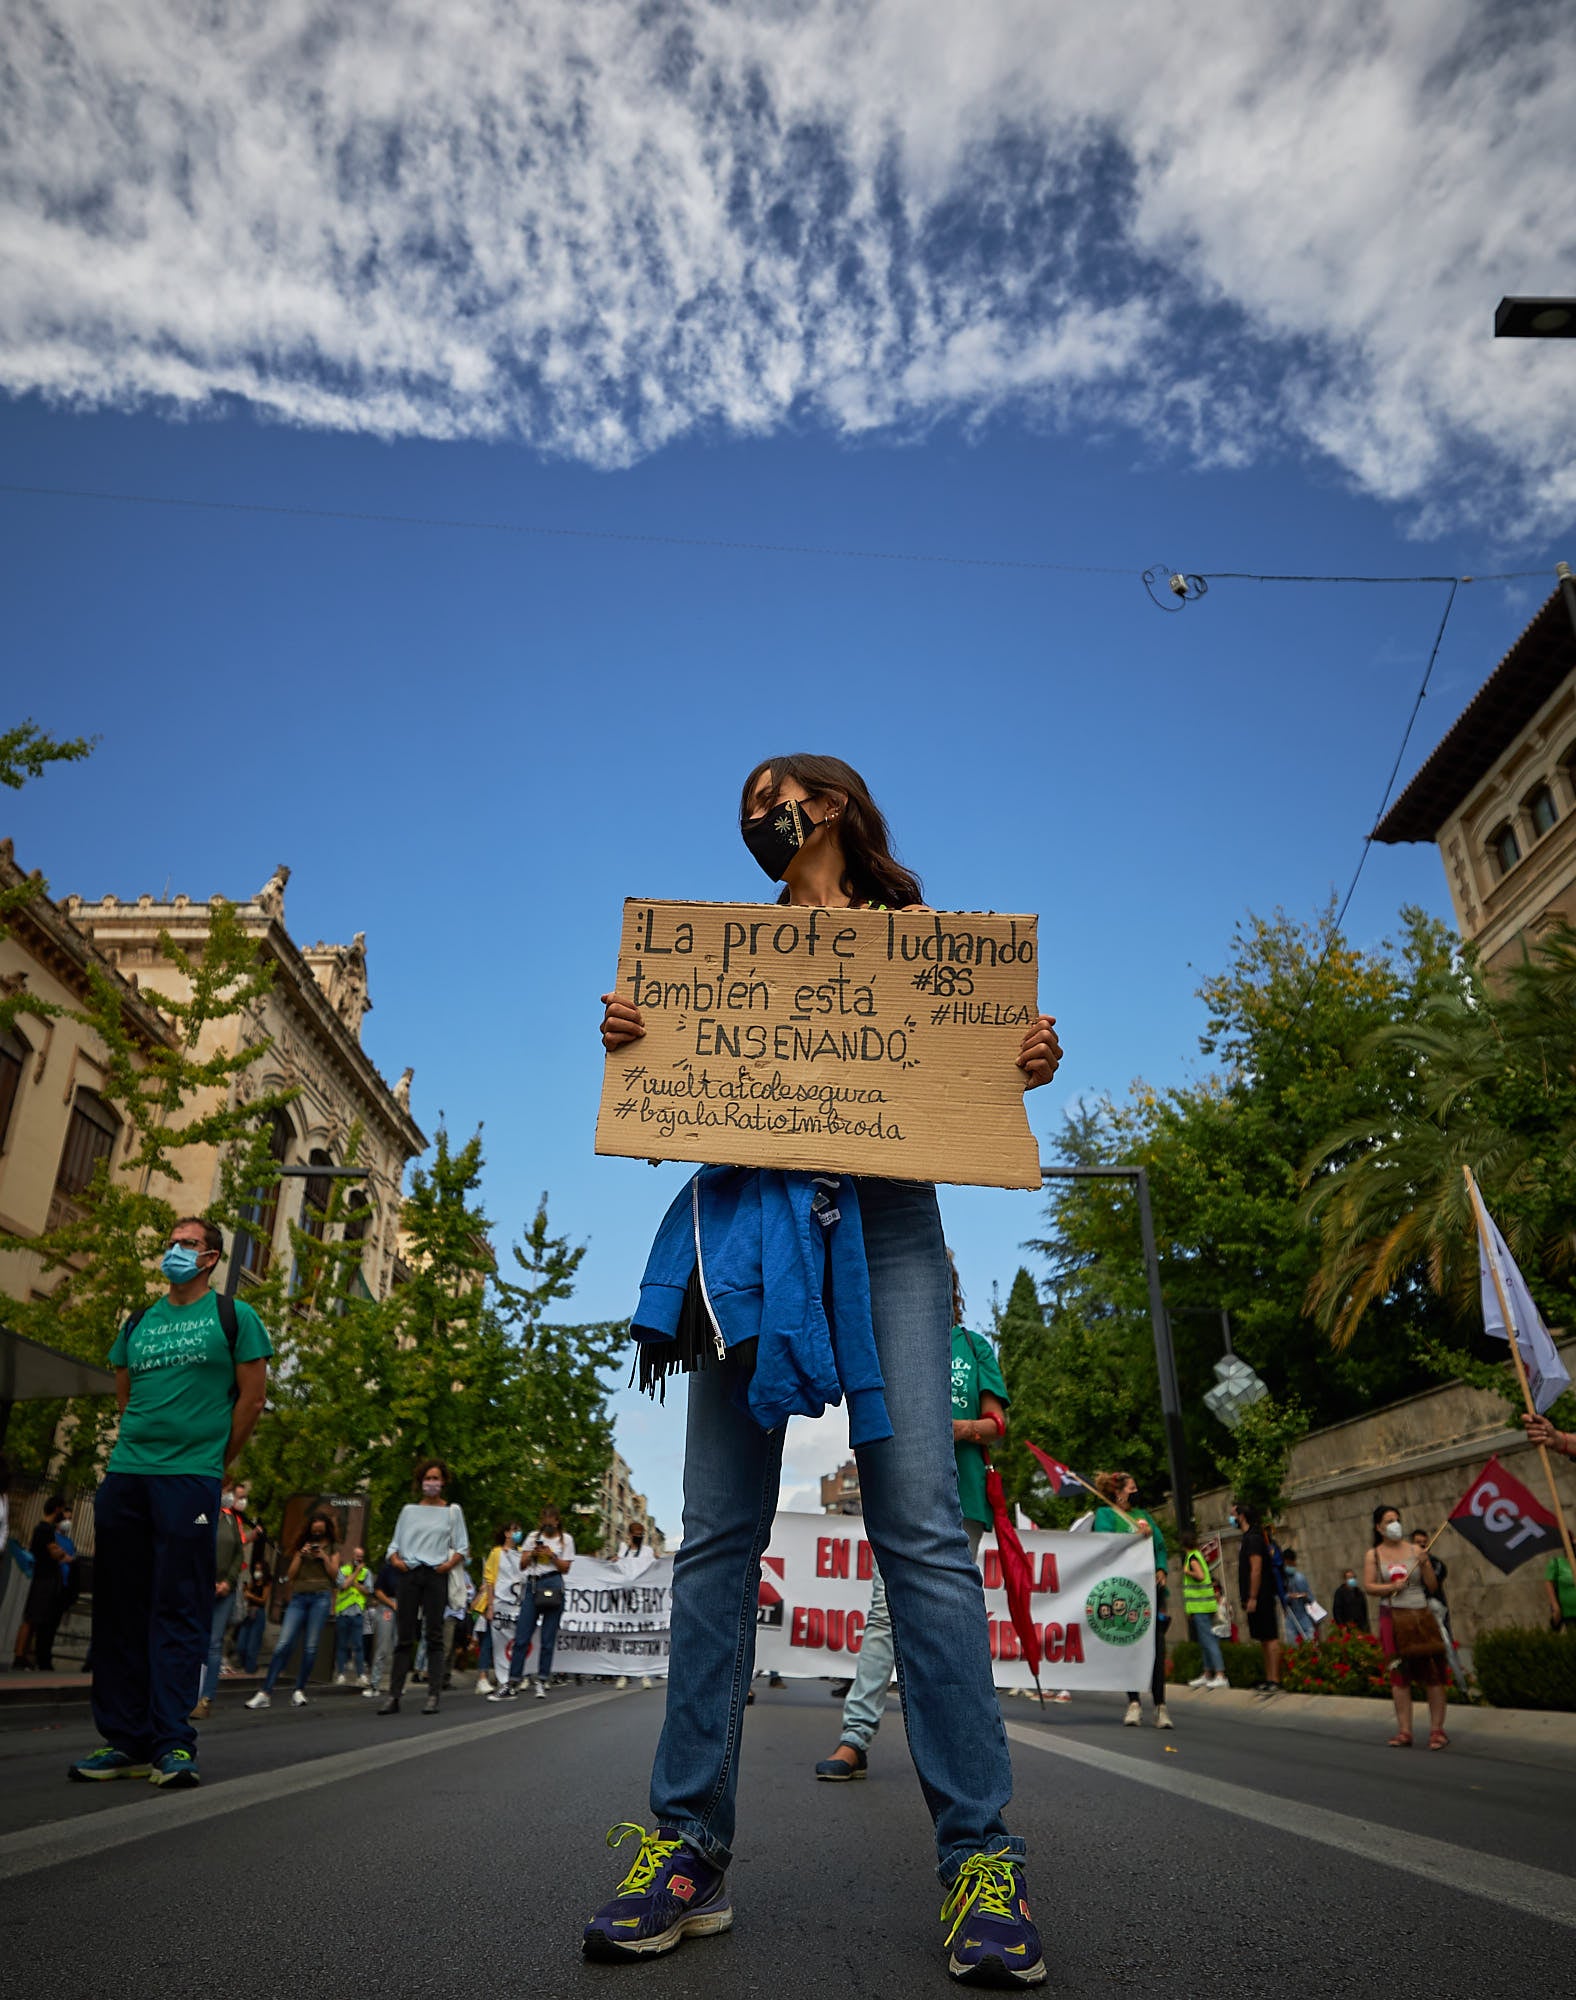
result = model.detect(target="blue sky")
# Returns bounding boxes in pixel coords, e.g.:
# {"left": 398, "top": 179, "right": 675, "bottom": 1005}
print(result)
{"left": 3, "top": 2, "right": 1573, "bottom": 1532}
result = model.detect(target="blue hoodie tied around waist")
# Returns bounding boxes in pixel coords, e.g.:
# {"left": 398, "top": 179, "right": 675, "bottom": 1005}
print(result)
{"left": 631, "top": 1165, "right": 893, "bottom": 1447}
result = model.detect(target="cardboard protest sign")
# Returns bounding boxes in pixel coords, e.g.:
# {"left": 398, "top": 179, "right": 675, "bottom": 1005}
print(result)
{"left": 752, "top": 1513, "right": 1156, "bottom": 1692}
{"left": 595, "top": 899, "right": 1042, "bottom": 1189}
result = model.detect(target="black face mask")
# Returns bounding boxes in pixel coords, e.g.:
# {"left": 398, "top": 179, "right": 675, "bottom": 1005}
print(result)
{"left": 741, "top": 796, "right": 823, "bottom": 882}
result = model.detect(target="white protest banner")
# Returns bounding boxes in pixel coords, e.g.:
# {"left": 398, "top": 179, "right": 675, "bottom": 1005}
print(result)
{"left": 752, "top": 1512, "right": 1156, "bottom": 1692}
{"left": 504, "top": 1553, "right": 672, "bottom": 1681}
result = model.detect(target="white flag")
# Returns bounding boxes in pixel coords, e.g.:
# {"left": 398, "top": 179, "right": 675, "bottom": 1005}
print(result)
{"left": 1478, "top": 1205, "right": 1571, "bottom": 1414}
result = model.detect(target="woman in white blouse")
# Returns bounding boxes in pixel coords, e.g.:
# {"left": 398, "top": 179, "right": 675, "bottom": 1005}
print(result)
{"left": 489, "top": 1501, "right": 573, "bottom": 1701}
{"left": 378, "top": 1459, "right": 469, "bottom": 1717}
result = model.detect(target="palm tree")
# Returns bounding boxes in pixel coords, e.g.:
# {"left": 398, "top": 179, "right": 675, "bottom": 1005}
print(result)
{"left": 1303, "top": 925, "right": 1576, "bottom": 1348}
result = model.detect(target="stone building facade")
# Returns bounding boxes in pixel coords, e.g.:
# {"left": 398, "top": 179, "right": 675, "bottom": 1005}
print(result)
{"left": 0, "top": 850, "right": 425, "bottom": 1309}
{"left": 0, "top": 842, "right": 175, "bottom": 1300}
{"left": 1194, "top": 1341, "right": 1576, "bottom": 1650}
{"left": 1375, "top": 578, "right": 1576, "bottom": 969}
{"left": 600, "top": 1445, "right": 664, "bottom": 1555}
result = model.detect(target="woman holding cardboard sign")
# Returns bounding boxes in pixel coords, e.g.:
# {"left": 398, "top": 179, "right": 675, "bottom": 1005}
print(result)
{"left": 585, "top": 756, "right": 1061, "bottom": 1987}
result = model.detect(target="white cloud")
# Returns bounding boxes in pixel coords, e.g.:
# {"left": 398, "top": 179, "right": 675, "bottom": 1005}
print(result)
{"left": 2, "top": 1, "right": 1573, "bottom": 529}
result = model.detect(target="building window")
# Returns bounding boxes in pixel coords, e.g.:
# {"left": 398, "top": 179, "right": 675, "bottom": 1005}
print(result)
{"left": 1488, "top": 822, "right": 1521, "bottom": 877}
{"left": 344, "top": 1189, "right": 372, "bottom": 1244}
{"left": 56, "top": 1087, "right": 120, "bottom": 1196}
{"left": 239, "top": 1109, "right": 293, "bottom": 1280}
{"left": 0, "top": 1025, "right": 29, "bottom": 1152}
{"left": 301, "top": 1149, "right": 335, "bottom": 1242}
{"left": 1525, "top": 784, "right": 1559, "bottom": 840}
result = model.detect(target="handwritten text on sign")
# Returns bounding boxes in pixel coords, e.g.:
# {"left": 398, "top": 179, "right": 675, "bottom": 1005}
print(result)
{"left": 595, "top": 900, "right": 1042, "bottom": 1188}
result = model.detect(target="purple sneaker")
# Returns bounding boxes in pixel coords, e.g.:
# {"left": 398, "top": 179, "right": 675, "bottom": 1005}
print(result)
{"left": 582, "top": 1822, "right": 733, "bottom": 1960}
{"left": 941, "top": 1850, "right": 1047, "bottom": 1987}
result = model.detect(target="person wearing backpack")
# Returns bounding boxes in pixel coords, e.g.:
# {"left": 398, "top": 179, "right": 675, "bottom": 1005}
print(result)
{"left": 70, "top": 1218, "right": 271, "bottom": 1789}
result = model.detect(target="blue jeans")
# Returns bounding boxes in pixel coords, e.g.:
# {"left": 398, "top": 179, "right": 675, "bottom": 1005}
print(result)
{"left": 91, "top": 1471, "right": 219, "bottom": 1759}
{"left": 234, "top": 1603, "right": 267, "bottom": 1673}
{"left": 200, "top": 1589, "right": 236, "bottom": 1700}
{"left": 507, "top": 1575, "right": 564, "bottom": 1684}
{"left": 650, "top": 1177, "right": 1020, "bottom": 1884}
{"left": 840, "top": 1519, "right": 987, "bottom": 1753}
{"left": 335, "top": 1609, "right": 366, "bottom": 1677}
{"left": 1189, "top": 1611, "right": 1226, "bottom": 1676}
{"left": 262, "top": 1590, "right": 332, "bottom": 1693}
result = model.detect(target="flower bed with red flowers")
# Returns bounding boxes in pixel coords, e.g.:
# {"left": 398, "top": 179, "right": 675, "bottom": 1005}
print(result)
{"left": 1279, "top": 1629, "right": 1390, "bottom": 1698}
{"left": 1171, "top": 1628, "right": 1470, "bottom": 1701}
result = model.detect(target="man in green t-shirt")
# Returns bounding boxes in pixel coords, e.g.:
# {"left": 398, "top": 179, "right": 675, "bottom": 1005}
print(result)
{"left": 817, "top": 1285, "right": 1010, "bottom": 1782}
{"left": 70, "top": 1217, "right": 271, "bottom": 1791}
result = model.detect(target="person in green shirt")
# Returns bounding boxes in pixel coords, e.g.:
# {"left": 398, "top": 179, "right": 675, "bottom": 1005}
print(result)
{"left": 816, "top": 1259, "right": 1010, "bottom": 1781}
{"left": 1546, "top": 1552, "right": 1576, "bottom": 1631}
{"left": 70, "top": 1217, "right": 271, "bottom": 1791}
{"left": 1091, "top": 1470, "right": 1171, "bottom": 1730}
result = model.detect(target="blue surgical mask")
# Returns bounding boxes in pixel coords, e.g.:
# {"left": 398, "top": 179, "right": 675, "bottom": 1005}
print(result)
{"left": 509, "top": 1530, "right": 524, "bottom": 1546}
{"left": 162, "top": 1244, "right": 201, "bottom": 1282}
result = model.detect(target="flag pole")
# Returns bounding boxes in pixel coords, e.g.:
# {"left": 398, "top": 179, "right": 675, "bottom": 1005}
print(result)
{"left": 1462, "top": 1166, "right": 1576, "bottom": 1581}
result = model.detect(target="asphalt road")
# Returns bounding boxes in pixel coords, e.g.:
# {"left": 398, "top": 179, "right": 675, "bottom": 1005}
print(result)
{"left": 2, "top": 1678, "right": 1573, "bottom": 2000}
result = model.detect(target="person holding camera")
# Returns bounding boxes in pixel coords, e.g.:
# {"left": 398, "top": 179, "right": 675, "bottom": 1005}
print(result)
{"left": 489, "top": 1500, "right": 574, "bottom": 1702}
{"left": 379, "top": 1459, "right": 469, "bottom": 1716}
{"left": 245, "top": 1510, "right": 340, "bottom": 1709}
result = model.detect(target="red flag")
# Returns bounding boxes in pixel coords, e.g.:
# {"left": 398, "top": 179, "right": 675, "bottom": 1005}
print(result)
{"left": 1025, "top": 1442, "right": 1086, "bottom": 1499}
{"left": 1449, "top": 1456, "right": 1560, "bottom": 1574}
{"left": 984, "top": 1463, "right": 1044, "bottom": 1697}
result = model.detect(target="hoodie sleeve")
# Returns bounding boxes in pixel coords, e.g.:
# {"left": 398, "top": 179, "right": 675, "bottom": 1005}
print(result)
{"left": 631, "top": 1174, "right": 703, "bottom": 1342}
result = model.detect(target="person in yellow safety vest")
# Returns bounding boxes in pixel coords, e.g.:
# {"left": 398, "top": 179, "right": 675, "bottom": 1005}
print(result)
{"left": 333, "top": 1547, "right": 374, "bottom": 1686}
{"left": 1181, "top": 1531, "right": 1230, "bottom": 1690}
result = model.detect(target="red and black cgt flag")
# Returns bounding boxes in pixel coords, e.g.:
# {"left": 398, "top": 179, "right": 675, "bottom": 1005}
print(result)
{"left": 1448, "top": 1456, "right": 1559, "bottom": 1574}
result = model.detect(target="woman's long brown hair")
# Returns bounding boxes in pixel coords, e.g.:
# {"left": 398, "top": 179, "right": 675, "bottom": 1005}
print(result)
{"left": 739, "top": 755, "right": 923, "bottom": 909}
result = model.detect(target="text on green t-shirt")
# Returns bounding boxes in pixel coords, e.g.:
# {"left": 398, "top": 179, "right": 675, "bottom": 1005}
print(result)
{"left": 950, "top": 1325, "right": 1010, "bottom": 1528}
{"left": 107, "top": 1292, "right": 273, "bottom": 1479}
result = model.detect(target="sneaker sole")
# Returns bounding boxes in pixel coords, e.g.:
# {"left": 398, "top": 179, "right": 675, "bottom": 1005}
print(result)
{"left": 150, "top": 1769, "right": 201, "bottom": 1789}
{"left": 582, "top": 1905, "right": 733, "bottom": 1960}
{"left": 69, "top": 1763, "right": 152, "bottom": 1782}
{"left": 948, "top": 1950, "right": 1047, "bottom": 1986}
{"left": 815, "top": 1766, "right": 866, "bottom": 1781}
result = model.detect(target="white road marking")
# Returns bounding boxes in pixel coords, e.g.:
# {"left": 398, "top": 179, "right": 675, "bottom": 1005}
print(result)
{"left": 1006, "top": 1721, "right": 1576, "bottom": 1931}
{"left": 0, "top": 1689, "right": 625, "bottom": 1883}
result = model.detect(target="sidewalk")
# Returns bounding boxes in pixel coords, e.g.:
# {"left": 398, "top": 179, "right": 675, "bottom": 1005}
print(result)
{"left": 1159, "top": 1680, "right": 1576, "bottom": 1767}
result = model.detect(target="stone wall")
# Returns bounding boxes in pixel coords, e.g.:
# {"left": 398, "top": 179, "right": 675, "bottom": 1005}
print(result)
{"left": 1194, "top": 1341, "right": 1576, "bottom": 1646}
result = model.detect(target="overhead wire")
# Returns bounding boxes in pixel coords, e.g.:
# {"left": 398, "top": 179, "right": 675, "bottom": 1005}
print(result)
{"left": 0, "top": 481, "right": 1550, "bottom": 584}
{"left": 0, "top": 481, "right": 1134, "bottom": 577}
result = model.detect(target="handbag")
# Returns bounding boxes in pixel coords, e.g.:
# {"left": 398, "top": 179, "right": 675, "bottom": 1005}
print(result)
{"left": 534, "top": 1571, "right": 566, "bottom": 1615}
{"left": 1388, "top": 1605, "right": 1446, "bottom": 1661}
{"left": 444, "top": 1505, "right": 470, "bottom": 1612}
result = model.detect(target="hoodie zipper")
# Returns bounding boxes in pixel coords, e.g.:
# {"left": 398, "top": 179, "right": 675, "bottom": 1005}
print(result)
{"left": 691, "top": 1179, "right": 727, "bottom": 1361}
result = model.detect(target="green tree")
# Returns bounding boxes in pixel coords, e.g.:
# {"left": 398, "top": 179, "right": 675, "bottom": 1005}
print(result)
{"left": 1215, "top": 1396, "right": 1311, "bottom": 1520}
{"left": 1304, "top": 921, "right": 1576, "bottom": 1431}
{"left": 0, "top": 719, "right": 95, "bottom": 793}
{"left": 237, "top": 1135, "right": 623, "bottom": 1556}
{"left": 1015, "top": 906, "right": 1467, "bottom": 1508}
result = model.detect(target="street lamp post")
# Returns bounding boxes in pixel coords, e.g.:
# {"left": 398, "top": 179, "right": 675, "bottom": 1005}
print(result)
{"left": 1040, "top": 1164, "right": 1193, "bottom": 1536}
{"left": 224, "top": 1164, "right": 371, "bottom": 1298}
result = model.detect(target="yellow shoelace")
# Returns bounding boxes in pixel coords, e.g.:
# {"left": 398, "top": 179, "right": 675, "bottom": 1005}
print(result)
{"left": 606, "top": 1822, "right": 683, "bottom": 1896}
{"left": 940, "top": 1850, "right": 1019, "bottom": 1947}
